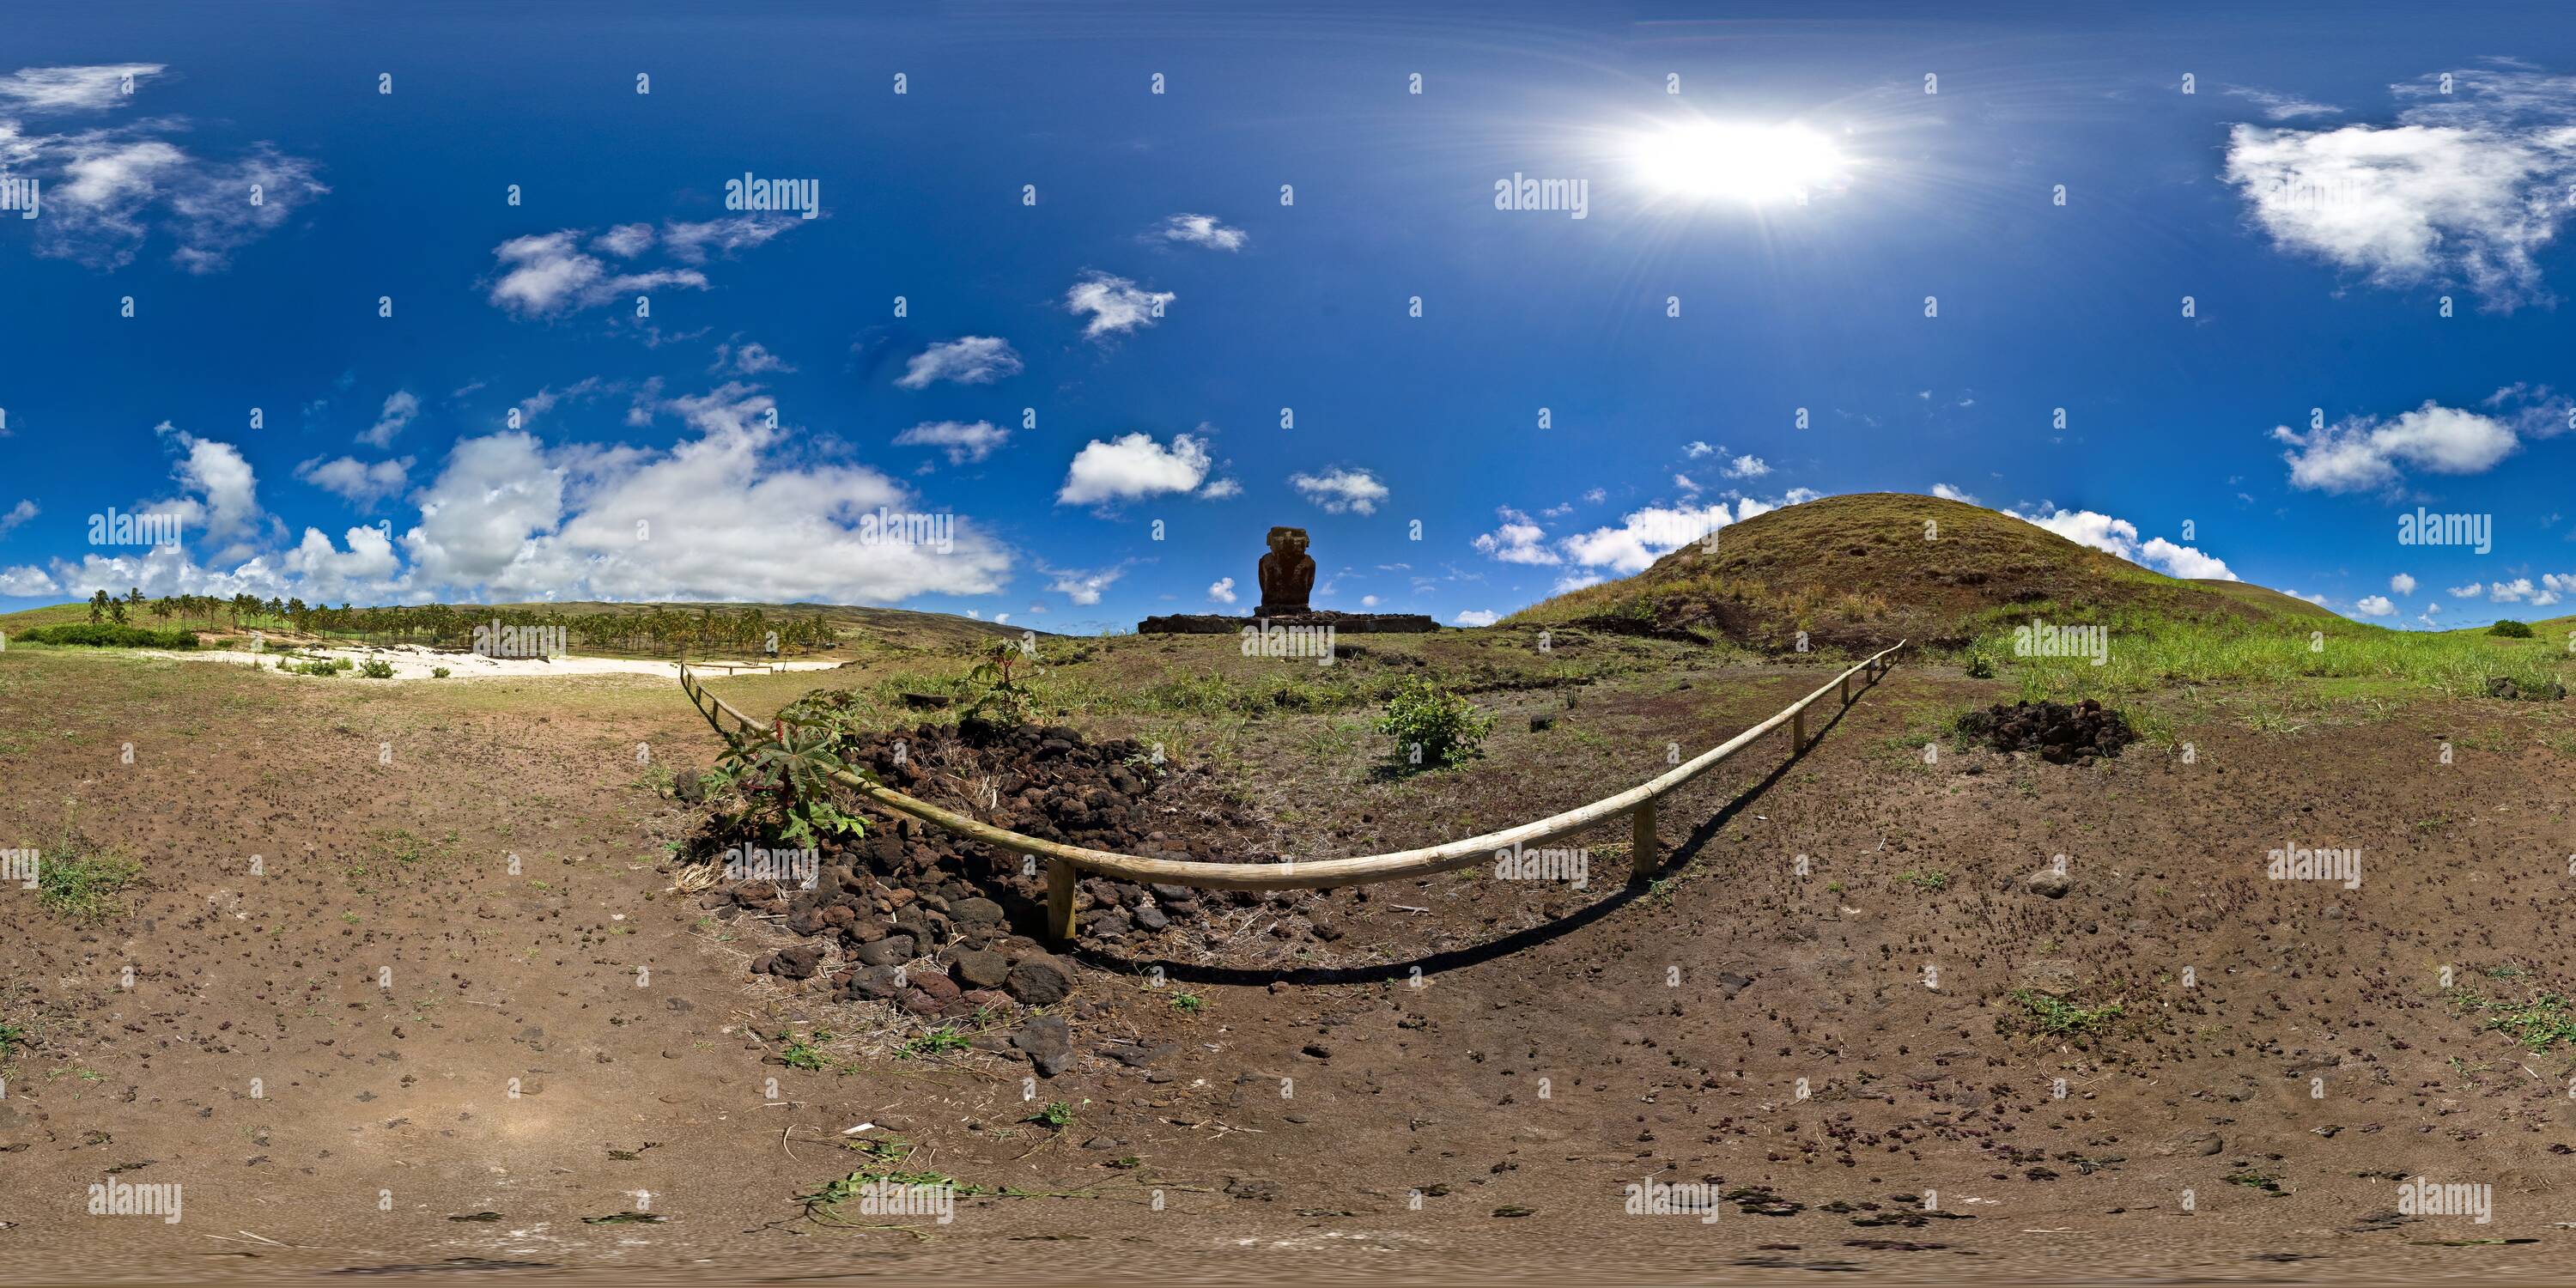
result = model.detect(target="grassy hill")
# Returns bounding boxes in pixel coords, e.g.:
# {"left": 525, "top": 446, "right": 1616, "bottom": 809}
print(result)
{"left": 1510, "top": 493, "right": 2298, "bottom": 649}
{"left": 1507, "top": 493, "right": 2573, "bottom": 701}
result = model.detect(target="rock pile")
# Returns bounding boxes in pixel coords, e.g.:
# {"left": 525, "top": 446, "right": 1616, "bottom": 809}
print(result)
{"left": 1955, "top": 699, "right": 2136, "bottom": 765}
{"left": 690, "top": 715, "right": 1277, "bottom": 1073}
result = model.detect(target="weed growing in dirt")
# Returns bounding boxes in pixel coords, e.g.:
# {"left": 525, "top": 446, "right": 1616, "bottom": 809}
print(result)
{"left": 430, "top": 665, "right": 451, "bottom": 678}
{"left": 777, "top": 1029, "right": 837, "bottom": 1071}
{"left": 1375, "top": 676, "right": 1496, "bottom": 771}
{"left": 357, "top": 659, "right": 397, "bottom": 678}
{"left": 894, "top": 1026, "right": 971, "bottom": 1059}
{"left": 38, "top": 849, "right": 140, "bottom": 917}
{"left": 1897, "top": 869, "right": 1949, "bottom": 891}
{"left": 1031, "top": 1099, "right": 1075, "bottom": 1129}
{"left": 1169, "top": 991, "right": 1206, "bottom": 1014}
{"left": 2450, "top": 989, "right": 2576, "bottom": 1052}
{"left": 0, "top": 1019, "right": 29, "bottom": 1060}
{"left": 2010, "top": 989, "right": 2123, "bottom": 1036}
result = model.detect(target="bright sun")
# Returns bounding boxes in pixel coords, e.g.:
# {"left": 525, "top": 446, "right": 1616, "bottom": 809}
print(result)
{"left": 1629, "top": 122, "right": 1848, "bottom": 205}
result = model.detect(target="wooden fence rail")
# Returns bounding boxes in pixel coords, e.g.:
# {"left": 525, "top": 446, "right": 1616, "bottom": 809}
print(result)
{"left": 680, "top": 641, "right": 1905, "bottom": 943}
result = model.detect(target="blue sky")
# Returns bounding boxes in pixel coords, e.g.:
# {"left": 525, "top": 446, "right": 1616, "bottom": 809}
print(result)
{"left": 6, "top": 1, "right": 2576, "bottom": 632}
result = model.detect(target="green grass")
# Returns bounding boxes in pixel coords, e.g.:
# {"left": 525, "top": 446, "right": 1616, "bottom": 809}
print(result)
{"left": 38, "top": 850, "right": 142, "bottom": 917}
{"left": 2450, "top": 989, "right": 2576, "bottom": 1052}
{"left": 2009, "top": 988, "right": 2124, "bottom": 1036}
{"left": 893, "top": 1026, "right": 971, "bottom": 1059}
{"left": 1896, "top": 869, "right": 1950, "bottom": 891}
{"left": 1976, "top": 603, "right": 2571, "bottom": 704}
{"left": 0, "top": 1019, "right": 28, "bottom": 1060}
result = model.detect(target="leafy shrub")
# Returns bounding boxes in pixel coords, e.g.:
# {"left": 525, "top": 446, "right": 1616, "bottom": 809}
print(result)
{"left": 430, "top": 665, "right": 451, "bottom": 678}
{"left": 19, "top": 623, "right": 198, "bottom": 649}
{"left": 1963, "top": 649, "right": 1996, "bottom": 679}
{"left": 357, "top": 659, "right": 397, "bottom": 679}
{"left": 1375, "top": 676, "right": 1496, "bottom": 770}
{"left": 2489, "top": 619, "right": 2536, "bottom": 639}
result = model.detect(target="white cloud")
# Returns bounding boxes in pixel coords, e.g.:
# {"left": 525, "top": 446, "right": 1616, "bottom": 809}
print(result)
{"left": 1562, "top": 501, "right": 1740, "bottom": 574}
{"left": 1723, "top": 454, "right": 1770, "bottom": 479}
{"left": 2224, "top": 68, "right": 2576, "bottom": 307}
{"left": 1047, "top": 566, "right": 1121, "bottom": 605}
{"left": 358, "top": 390, "right": 419, "bottom": 448}
{"left": 18, "top": 104, "right": 326, "bottom": 272}
{"left": 1154, "top": 213, "right": 1247, "bottom": 250}
{"left": 896, "top": 337, "right": 1023, "bottom": 390}
{"left": 1058, "top": 432, "right": 1212, "bottom": 506}
{"left": 1683, "top": 440, "right": 1716, "bottom": 458}
{"left": 1290, "top": 467, "right": 1388, "bottom": 515}
{"left": 662, "top": 214, "right": 801, "bottom": 264}
{"left": 0, "top": 564, "right": 58, "bottom": 596}
{"left": 2011, "top": 507, "right": 2238, "bottom": 581}
{"left": 1453, "top": 609, "right": 1500, "bottom": 627}
{"left": 295, "top": 454, "right": 411, "bottom": 507}
{"left": 0, "top": 499, "right": 35, "bottom": 536}
{"left": 2225, "top": 85, "right": 2342, "bottom": 121}
{"left": 487, "top": 229, "right": 705, "bottom": 317}
{"left": 1473, "top": 508, "right": 1562, "bottom": 566}
{"left": 0, "top": 64, "right": 163, "bottom": 111}
{"left": 1930, "top": 483, "right": 1980, "bottom": 504}
{"left": 2282, "top": 588, "right": 2331, "bottom": 607}
{"left": 1551, "top": 571, "right": 1605, "bottom": 594}
{"left": 1208, "top": 576, "right": 1237, "bottom": 604}
{"left": 153, "top": 425, "right": 264, "bottom": 549}
{"left": 400, "top": 384, "right": 1010, "bottom": 603}
{"left": 2449, "top": 582, "right": 2484, "bottom": 598}
{"left": 1197, "top": 477, "right": 1242, "bottom": 500}
{"left": 2271, "top": 400, "right": 2518, "bottom": 492}
{"left": 2391, "top": 572, "right": 2418, "bottom": 595}
{"left": 1066, "top": 270, "right": 1174, "bottom": 339}
{"left": 894, "top": 420, "right": 1009, "bottom": 465}
{"left": 712, "top": 338, "right": 794, "bottom": 376}
{"left": 2488, "top": 577, "right": 2537, "bottom": 603}
{"left": 593, "top": 223, "right": 654, "bottom": 257}
{"left": 2354, "top": 594, "right": 2397, "bottom": 617}
{"left": 283, "top": 524, "right": 406, "bottom": 604}
{"left": 484, "top": 216, "right": 801, "bottom": 319}
{"left": 1582, "top": 488, "right": 1606, "bottom": 504}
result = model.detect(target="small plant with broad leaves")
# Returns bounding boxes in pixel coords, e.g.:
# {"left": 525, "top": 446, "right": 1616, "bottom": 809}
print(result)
{"left": 711, "top": 715, "right": 870, "bottom": 848}
{"left": 963, "top": 642, "right": 1037, "bottom": 726}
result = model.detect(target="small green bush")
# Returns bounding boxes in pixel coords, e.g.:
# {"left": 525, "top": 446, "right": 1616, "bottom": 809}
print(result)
{"left": 2488, "top": 619, "right": 2536, "bottom": 639}
{"left": 1375, "top": 676, "right": 1496, "bottom": 770}
{"left": 430, "top": 666, "right": 452, "bottom": 679}
{"left": 19, "top": 623, "right": 198, "bottom": 649}
{"left": 357, "top": 659, "right": 397, "bottom": 679}
{"left": 1963, "top": 650, "right": 1997, "bottom": 679}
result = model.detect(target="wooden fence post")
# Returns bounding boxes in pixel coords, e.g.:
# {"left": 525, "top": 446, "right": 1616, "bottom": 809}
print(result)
{"left": 1791, "top": 708, "right": 1806, "bottom": 750}
{"left": 1046, "top": 858, "right": 1078, "bottom": 944}
{"left": 1631, "top": 799, "right": 1658, "bottom": 882}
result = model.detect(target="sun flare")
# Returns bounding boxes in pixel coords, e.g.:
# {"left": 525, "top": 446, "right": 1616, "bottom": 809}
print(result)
{"left": 1629, "top": 121, "right": 1849, "bottom": 205}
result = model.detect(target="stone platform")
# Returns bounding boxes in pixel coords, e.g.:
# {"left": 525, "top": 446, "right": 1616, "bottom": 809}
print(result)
{"left": 1136, "top": 611, "right": 1438, "bottom": 635}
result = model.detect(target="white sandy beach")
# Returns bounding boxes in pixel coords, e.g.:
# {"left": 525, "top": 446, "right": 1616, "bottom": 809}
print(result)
{"left": 153, "top": 642, "right": 847, "bottom": 682}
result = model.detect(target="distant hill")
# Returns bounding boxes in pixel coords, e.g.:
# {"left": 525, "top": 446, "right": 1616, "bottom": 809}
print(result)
{"left": 1509, "top": 492, "right": 2328, "bottom": 649}
{"left": 482, "top": 601, "right": 1039, "bottom": 653}
{"left": 0, "top": 598, "right": 1033, "bottom": 655}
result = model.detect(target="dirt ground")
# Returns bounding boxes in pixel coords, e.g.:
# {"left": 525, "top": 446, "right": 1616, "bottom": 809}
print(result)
{"left": 5, "top": 639, "right": 2576, "bottom": 1282}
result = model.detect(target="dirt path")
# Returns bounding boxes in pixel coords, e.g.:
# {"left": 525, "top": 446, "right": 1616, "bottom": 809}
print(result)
{"left": 6, "top": 647, "right": 2576, "bottom": 1280}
